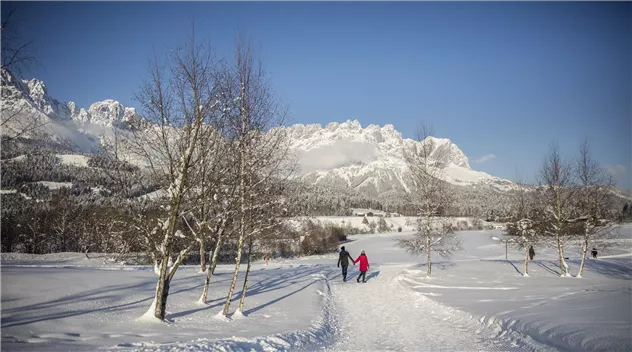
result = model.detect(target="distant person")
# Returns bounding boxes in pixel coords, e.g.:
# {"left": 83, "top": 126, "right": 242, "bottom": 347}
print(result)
{"left": 353, "top": 250, "right": 370, "bottom": 283}
{"left": 591, "top": 248, "right": 598, "bottom": 259}
{"left": 529, "top": 246, "right": 535, "bottom": 261}
{"left": 337, "top": 246, "right": 354, "bottom": 282}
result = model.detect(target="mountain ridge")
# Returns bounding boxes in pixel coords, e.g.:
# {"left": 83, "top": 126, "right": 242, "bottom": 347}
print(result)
{"left": 1, "top": 68, "right": 514, "bottom": 196}
{"left": 283, "top": 119, "right": 514, "bottom": 196}
{"left": 1, "top": 68, "right": 139, "bottom": 128}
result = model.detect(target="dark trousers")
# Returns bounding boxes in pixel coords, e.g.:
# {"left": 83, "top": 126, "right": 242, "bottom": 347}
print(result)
{"left": 341, "top": 265, "right": 348, "bottom": 281}
{"left": 357, "top": 271, "right": 366, "bottom": 282}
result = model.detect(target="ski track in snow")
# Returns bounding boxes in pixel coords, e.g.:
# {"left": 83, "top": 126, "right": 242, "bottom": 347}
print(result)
{"left": 324, "top": 264, "right": 530, "bottom": 352}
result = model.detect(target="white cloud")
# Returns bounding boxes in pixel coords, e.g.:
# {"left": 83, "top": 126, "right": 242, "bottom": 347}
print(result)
{"left": 605, "top": 164, "right": 627, "bottom": 181}
{"left": 474, "top": 154, "right": 497, "bottom": 164}
{"left": 296, "top": 140, "right": 378, "bottom": 173}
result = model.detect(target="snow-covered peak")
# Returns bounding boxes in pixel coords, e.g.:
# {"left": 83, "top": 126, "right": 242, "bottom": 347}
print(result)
{"left": 0, "top": 68, "right": 139, "bottom": 127}
{"left": 283, "top": 120, "right": 512, "bottom": 195}
{"left": 423, "top": 136, "right": 470, "bottom": 169}
{"left": 85, "top": 99, "right": 138, "bottom": 127}
{"left": 286, "top": 120, "right": 467, "bottom": 168}
{"left": 25, "top": 78, "right": 48, "bottom": 101}
{"left": 286, "top": 119, "right": 404, "bottom": 155}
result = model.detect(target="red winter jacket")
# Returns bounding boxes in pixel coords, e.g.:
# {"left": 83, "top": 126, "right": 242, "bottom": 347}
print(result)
{"left": 354, "top": 254, "right": 370, "bottom": 272}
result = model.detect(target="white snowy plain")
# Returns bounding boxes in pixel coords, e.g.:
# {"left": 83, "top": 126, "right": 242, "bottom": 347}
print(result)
{"left": 2, "top": 226, "right": 631, "bottom": 352}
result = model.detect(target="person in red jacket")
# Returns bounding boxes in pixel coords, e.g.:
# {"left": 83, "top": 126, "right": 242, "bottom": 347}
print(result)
{"left": 353, "top": 250, "right": 370, "bottom": 283}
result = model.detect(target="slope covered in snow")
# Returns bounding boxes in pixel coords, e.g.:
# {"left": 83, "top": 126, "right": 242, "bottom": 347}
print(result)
{"left": 283, "top": 120, "right": 514, "bottom": 196}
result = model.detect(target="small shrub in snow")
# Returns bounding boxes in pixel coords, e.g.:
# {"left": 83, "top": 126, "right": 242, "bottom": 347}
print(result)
{"left": 471, "top": 218, "right": 484, "bottom": 230}
{"left": 300, "top": 220, "right": 341, "bottom": 255}
{"left": 377, "top": 218, "right": 389, "bottom": 233}
{"left": 369, "top": 220, "right": 377, "bottom": 233}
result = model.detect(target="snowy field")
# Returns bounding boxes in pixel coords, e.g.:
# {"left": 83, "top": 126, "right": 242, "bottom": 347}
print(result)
{"left": 2, "top": 226, "right": 631, "bottom": 351}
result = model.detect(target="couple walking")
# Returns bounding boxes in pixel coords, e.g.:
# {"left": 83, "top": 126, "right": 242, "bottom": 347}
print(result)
{"left": 337, "top": 246, "right": 370, "bottom": 283}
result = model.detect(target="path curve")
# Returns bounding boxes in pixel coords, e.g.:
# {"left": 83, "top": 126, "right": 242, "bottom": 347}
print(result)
{"left": 324, "top": 264, "right": 524, "bottom": 352}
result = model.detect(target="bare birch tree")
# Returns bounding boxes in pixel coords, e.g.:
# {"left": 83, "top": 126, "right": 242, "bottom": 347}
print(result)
{"left": 183, "top": 126, "right": 233, "bottom": 273}
{"left": 220, "top": 35, "right": 291, "bottom": 316}
{"left": 129, "top": 32, "right": 222, "bottom": 321}
{"left": 396, "top": 123, "right": 460, "bottom": 277}
{"left": 505, "top": 178, "right": 541, "bottom": 276}
{"left": 236, "top": 174, "right": 291, "bottom": 314}
{"left": 187, "top": 135, "right": 241, "bottom": 304}
{"left": 537, "top": 143, "right": 575, "bottom": 277}
{"left": 572, "top": 139, "right": 617, "bottom": 277}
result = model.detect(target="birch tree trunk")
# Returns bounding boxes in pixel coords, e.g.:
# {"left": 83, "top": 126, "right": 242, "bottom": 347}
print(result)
{"left": 577, "top": 228, "right": 589, "bottom": 278}
{"left": 222, "top": 230, "right": 244, "bottom": 315}
{"left": 555, "top": 193, "right": 570, "bottom": 276}
{"left": 199, "top": 238, "right": 207, "bottom": 272}
{"left": 426, "top": 212, "right": 431, "bottom": 277}
{"left": 154, "top": 243, "right": 191, "bottom": 320}
{"left": 154, "top": 252, "right": 171, "bottom": 320}
{"left": 209, "top": 229, "right": 225, "bottom": 275}
{"left": 555, "top": 195, "right": 568, "bottom": 276}
{"left": 222, "top": 83, "right": 248, "bottom": 317}
{"left": 199, "top": 226, "right": 226, "bottom": 304}
{"left": 524, "top": 247, "right": 529, "bottom": 276}
{"left": 238, "top": 237, "right": 254, "bottom": 312}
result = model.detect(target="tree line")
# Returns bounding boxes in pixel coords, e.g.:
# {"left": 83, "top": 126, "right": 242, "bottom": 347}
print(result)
{"left": 504, "top": 141, "right": 625, "bottom": 278}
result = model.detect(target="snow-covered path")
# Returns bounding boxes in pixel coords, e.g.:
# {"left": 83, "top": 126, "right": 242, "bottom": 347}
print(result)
{"left": 325, "top": 264, "right": 522, "bottom": 352}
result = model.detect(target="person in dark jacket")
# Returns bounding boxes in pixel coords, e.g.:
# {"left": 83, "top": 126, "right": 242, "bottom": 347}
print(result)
{"left": 591, "top": 248, "right": 598, "bottom": 259}
{"left": 353, "top": 250, "right": 370, "bottom": 283}
{"left": 337, "top": 246, "right": 354, "bottom": 282}
{"left": 529, "top": 246, "right": 535, "bottom": 260}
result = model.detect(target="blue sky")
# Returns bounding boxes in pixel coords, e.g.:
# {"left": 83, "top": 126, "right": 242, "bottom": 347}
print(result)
{"left": 3, "top": 1, "right": 631, "bottom": 188}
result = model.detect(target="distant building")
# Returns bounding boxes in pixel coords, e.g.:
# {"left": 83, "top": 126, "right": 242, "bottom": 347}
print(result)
{"left": 352, "top": 208, "right": 385, "bottom": 217}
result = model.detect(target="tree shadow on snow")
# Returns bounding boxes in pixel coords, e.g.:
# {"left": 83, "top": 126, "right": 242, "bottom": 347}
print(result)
{"left": 170, "top": 266, "right": 327, "bottom": 319}
{"left": 537, "top": 261, "right": 562, "bottom": 276}
{"left": 410, "top": 261, "right": 456, "bottom": 272}
{"left": 4, "top": 265, "right": 334, "bottom": 326}
{"left": 2, "top": 272, "right": 215, "bottom": 328}
{"left": 582, "top": 259, "right": 632, "bottom": 280}
{"left": 481, "top": 259, "right": 523, "bottom": 275}
{"left": 507, "top": 261, "right": 523, "bottom": 275}
{"left": 1, "top": 282, "right": 157, "bottom": 328}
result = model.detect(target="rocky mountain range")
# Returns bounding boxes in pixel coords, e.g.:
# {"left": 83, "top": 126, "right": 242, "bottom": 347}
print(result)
{"left": 1, "top": 68, "right": 139, "bottom": 127}
{"left": 286, "top": 120, "right": 514, "bottom": 196}
{"left": 1, "top": 68, "right": 514, "bottom": 198}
